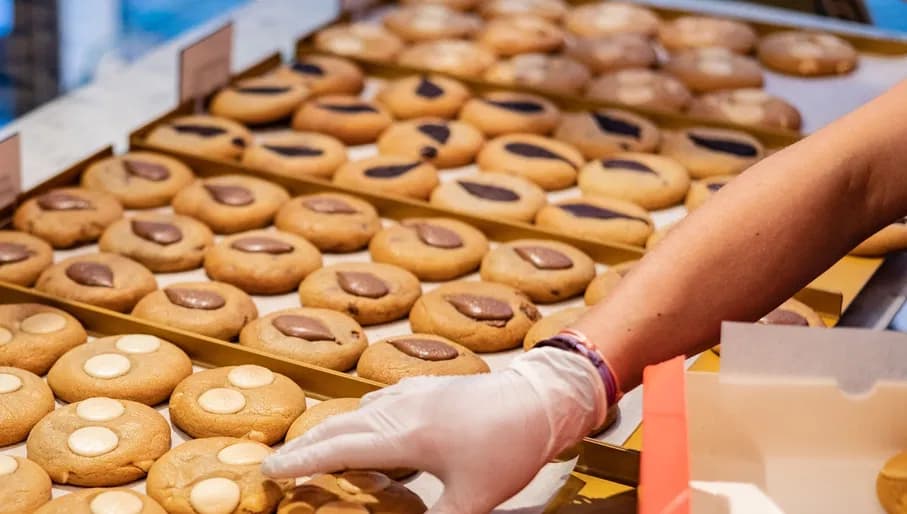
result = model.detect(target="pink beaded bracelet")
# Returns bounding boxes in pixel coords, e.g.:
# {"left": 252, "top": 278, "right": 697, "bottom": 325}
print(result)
{"left": 535, "top": 328, "right": 623, "bottom": 406}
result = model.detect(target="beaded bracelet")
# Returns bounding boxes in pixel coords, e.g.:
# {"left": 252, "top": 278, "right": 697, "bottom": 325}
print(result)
{"left": 535, "top": 328, "right": 622, "bottom": 406}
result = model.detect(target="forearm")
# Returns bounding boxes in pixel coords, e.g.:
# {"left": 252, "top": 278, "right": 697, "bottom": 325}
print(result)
{"left": 573, "top": 80, "right": 907, "bottom": 391}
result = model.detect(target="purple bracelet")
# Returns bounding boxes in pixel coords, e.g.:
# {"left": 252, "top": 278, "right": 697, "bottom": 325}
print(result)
{"left": 535, "top": 331, "right": 621, "bottom": 406}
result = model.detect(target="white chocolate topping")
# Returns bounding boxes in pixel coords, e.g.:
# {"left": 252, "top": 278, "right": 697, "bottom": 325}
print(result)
{"left": 115, "top": 334, "right": 161, "bottom": 354}
{"left": 83, "top": 353, "right": 132, "bottom": 379}
{"left": 90, "top": 491, "right": 144, "bottom": 514}
{"left": 68, "top": 426, "right": 119, "bottom": 457}
{"left": 0, "top": 455, "right": 18, "bottom": 476}
{"left": 217, "top": 442, "right": 271, "bottom": 465}
{"left": 20, "top": 312, "right": 66, "bottom": 334}
{"left": 0, "top": 373, "right": 22, "bottom": 393}
{"left": 0, "top": 327, "right": 11, "bottom": 345}
{"left": 190, "top": 477, "right": 241, "bottom": 514}
{"left": 198, "top": 388, "right": 246, "bottom": 414}
{"left": 77, "top": 397, "right": 126, "bottom": 422}
{"left": 227, "top": 365, "right": 274, "bottom": 389}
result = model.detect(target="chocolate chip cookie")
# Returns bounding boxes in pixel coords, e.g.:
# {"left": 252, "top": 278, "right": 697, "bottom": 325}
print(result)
{"left": 554, "top": 109, "right": 660, "bottom": 160}
{"left": 585, "top": 68, "right": 693, "bottom": 113}
{"left": 99, "top": 214, "right": 214, "bottom": 272}
{"left": 757, "top": 30, "right": 858, "bottom": 76}
{"left": 535, "top": 197, "right": 653, "bottom": 247}
{"left": 477, "top": 133, "right": 583, "bottom": 190}
{"left": 145, "top": 114, "right": 252, "bottom": 160}
{"left": 658, "top": 16, "right": 757, "bottom": 54}
{"left": 430, "top": 172, "right": 547, "bottom": 223}
{"left": 81, "top": 151, "right": 195, "bottom": 208}
{"left": 460, "top": 91, "right": 561, "bottom": 136}
{"left": 333, "top": 155, "right": 439, "bottom": 200}
{"left": 292, "top": 95, "right": 393, "bottom": 145}
{"left": 209, "top": 75, "right": 309, "bottom": 124}
{"left": 578, "top": 153, "right": 691, "bottom": 210}
{"left": 314, "top": 23, "right": 404, "bottom": 62}
{"left": 0, "top": 230, "right": 53, "bottom": 286}
{"left": 275, "top": 55, "right": 365, "bottom": 97}
{"left": 36, "top": 253, "right": 157, "bottom": 312}
{"left": 358, "top": 334, "right": 489, "bottom": 384}
{"left": 13, "top": 188, "right": 123, "bottom": 248}
{"left": 131, "top": 281, "right": 258, "bottom": 340}
{"left": 663, "top": 47, "right": 764, "bottom": 93}
{"left": 660, "top": 127, "right": 764, "bottom": 178}
{"left": 397, "top": 39, "right": 496, "bottom": 77}
{"left": 375, "top": 74, "right": 471, "bottom": 120}
{"left": 171, "top": 174, "right": 290, "bottom": 234}
{"left": 0, "top": 303, "right": 87, "bottom": 375}
{"left": 369, "top": 218, "right": 489, "bottom": 281}
{"left": 484, "top": 53, "right": 590, "bottom": 95}
{"left": 242, "top": 131, "right": 347, "bottom": 180}
{"left": 687, "top": 89, "right": 803, "bottom": 132}
{"left": 585, "top": 261, "right": 636, "bottom": 305}
{"left": 480, "top": 239, "right": 595, "bottom": 303}
{"left": 685, "top": 175, "right": 734, "bottom": 211}
{"left": 274, "top": 192, "right": 381, "bottom": 253}
{"left": 377, "top": 118, "right": 485, "bottom": 168}
{"left": 0, "top": 367, "right": 55, "bottom": 446}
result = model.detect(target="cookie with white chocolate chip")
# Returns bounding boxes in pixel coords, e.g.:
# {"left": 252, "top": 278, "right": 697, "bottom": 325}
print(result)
{"left": 687, "top": 89, "right": 802, "bottom": 132}
{"left": 0, "top": 456, "right": 52, "bottom": 514}
{"left": 0, "top": 367, "right": 55, "bottom": 447}
{"left": 34, "top": 488, "right": 165, "bottom": 514}
{"left": 757, "top": 30, "right": 857, "bottom": 77}
{"left": 0, "top": 303, "right": 86, "bottom": 375}
{"left": 585, "top": 69, "right": 692, "bottom": 113}
{"left": 663, "top": 47, "right": 763, "bottom": 94}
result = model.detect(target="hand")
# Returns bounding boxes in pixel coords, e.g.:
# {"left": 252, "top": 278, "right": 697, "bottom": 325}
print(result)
{"left": 262, "top": 348, "right": 607, "bottom": 514}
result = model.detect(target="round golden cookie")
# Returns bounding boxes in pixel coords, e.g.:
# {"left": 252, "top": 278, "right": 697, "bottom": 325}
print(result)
{"left": 80, "top": 152, "right": 195, "bottom": 209}
{"left": 171, "top": 174, "right": 290, "bottom": 234}
{"left": 239, "top": 308, "right": 368, "bottom": 372}
{"left": 430, "top": 172, "right": 547, "bottom": 224}
{"left": 477, "top": 133, "right": 583, "bottom": 191}
{"left": 292, "top": 95, "right": 393, "bottom": 146}
{"left": 145, "top": 115, "right": 252, "bottom": 161}
{"left": 34, "top": 488, "right": 165, "bottom": 514}
{"left": 663, "top": 47, "right": 764, "bottom": 93}
{"left": 877, "top": 451, "right": 907, "bottom": 514}
{"left": 685, "top": 175, "right": 735, "bottom": 211}
{"left": 274, "top": 193, "right": 381, "bottom": 253}
{"left": 397, "top": 39, "right": 497, "bottom": 78}
{"left": 0, "top": 367, "right": 54, "bottom": 446}
{"left": 578, "top": 152, "right": 691, "bottom": 210}
{"left": 98, "top": 214, "right": 214, "bottom": 273}
{"left": 687, "top": 89, "right": 802, "bottom": 132}
{"left": 358, "top": 334, "right": 489, "bottom": 385}
{"left": 377, "top": 118, "right": 485, "bottom": 169}
{"left": 333, "top": 156, "right": 439, "bottom": 201}
{"left": 13, "top": 188, "right": 123, "bottom": 248}
{"left": 565, "top": 34, "right": 657, "bottom": 74}
{"left": 402, "top": 0, "right": 479, "bottom": 9}
{"left": 658, "top": 16, "right": 757, "bottom": 54}
{"left": 131, "top": 281, "right": 258, "bottom": 341}
{"left": 564, "top": 2, "right": 661, "bottom": 38}
{"left": 36, "top": 253, "right": 157, "bottom": 313}
{"left": 586, "top": 69, "right": 693, "bottom": 113}
{"left": 274, "top": 55, "right": 365, "bottom": 97}
{"left": 479, "top": 0, "right": 568, "bottom": 21}
{"left": 147, "top": 437, "right": 292, "bottom": 514}
{"left": 757, "top": 298, "right": 824, "bottom": 328}
{"left": 27, "top": 398, "right": 170, "bottom": 486}
{"left": 585, "top": 261, "right": 636, "bottom": 305}
{"left": 0, "top": 230, "right": 53, "bottom": 286}
{"left": 375, "top": 74, "right": 471, "bottom": 120}
{"left": 484, "top": 53, "right": 591, "bottom": 95}
{"left": 409, "top": 280, "right": 541, "bottom": 352}
{"left": 383, "top": 4, "right": 480, "bottom": 42}
{"left": 851, "top": 219, "right": 907, "bottom": 257}
{"left": 203, "top": 229, "right": 323, "bottom": 295}
{"left": 278, "top": 472, "right": 427, "bottom": 514}
{"left": 535, "top": 197, "right": 653, "bottom": 247}
{"left": 0, "top": 303, "right": 86, "bottom": 375}
{"left": 242, "top": 132, "right": 347, "bottom": 180}
{"left": 523, "top": 306, "right": 587, "bottom": 349}
{"left": 660, "top": 127, "right": 764, "bottom": 179}
{"left": 554, "top": 109, "right": 660, "bottom": 160}
{"left": 286, "top": 398, "right": 361, "bottom": 442}
{"left": 646, "top": 223, "right": 675, "bottom": 250}
{"left": 314, "top": 23, "right": 404, "bottom": 62}
{"left": 369, "top": 217, "right": 490, "bottom": 281}
{"left": 0, "top": 456, "right": 51, "bottom": 514}
{"left": 476, "top": 15, "right": 565, "bottom": 56}
{"left": 209, "top": 75, "right": 309, "bottom": 125}
{"left": 170, "top": 366, "right": 306, "bottom": 445}
{"left": 480, "top": 239, "right": 595, "bottom": 303}
{"left": 757, "top": 30, "right": 858, "bottom": 77}
{"left": 460, "top": 91, "right": 561, "bottom": 136}
{"left": 298, "top": 262, "right": 422, "bottom": 326}
{"left": 46, "top": 334, "right": 192, "bottom": 405}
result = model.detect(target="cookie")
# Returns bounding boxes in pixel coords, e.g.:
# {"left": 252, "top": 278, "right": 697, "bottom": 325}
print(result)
{"left": 241, "top": 132, "right": 347, "bottom": 180}
{"left": 479, "top": 0, "right": 568, "bottom": 21}
{"left": 274, "top": 193, "right": 381, "bottom": 253}
{"left": 27, "top": 398, "right": 170, "bottom": 486}
{"left": 397, "top": 39, "right": 496, "bottom": 77}
{"left": 376, "top": 118, "right": 485, "bottom": 169}
{"left": 476, "top": 15, "right": 565, "bottom": 56}
{"left": 685, "top": 175, "right": 734, "bottom": 211}
{"left": 553, "top": 109, "right": 660, "bottom": 160}
{"left": 46, "top": 334, "right": 192, "bottom": 405}
{"left": 429, "top": 172, "right": 547, "bottom": 223}
{"left": 660, "top": 127, "right": 764, "bottom": 178}
{"left": 333, "top": 155, "right": 439, "bottom": 200}
{"left": 401, "top": 0, "right": 478, "bottom": 9}
{"left": 278, "top": 472, "right": 426, "bottom": 514}
{"left": 0, "top": 456, "right": 51, "bottom": 514}
{"left": 80, "top": 152, "right": 196, "bottom": 209}
{"left": 369, "top": 217, "right": 490, "bottom": 281}
{"left": 292, "top": 95, "right": 393, "bottom": 145}
{"left": 98, "top": 214, "right": 214, "bottom": 272}
{"left": 535, "top": 197, "right": 653, "bottom": 247}
{"left": 663, "top": 47, "right": 764, "bottom": 93}
{"left": 480, "top": 239, "right": 595, "bottom": 303}
{"left": 851, "top": 219, "right": 907, "bottom": 257}
{"left": 169, "top": 365, "right": 306, "bottom": 444}
{"left": 757, "top": 30, "right": 858, "bottom": 77}
{"left": 878, "top": 451, "right": 907, "bottom": 514}
{"left": 239, "top": 308, "right": 367, "bottom": 372}
{"left": 36, "top": 253, "right": 157, "bottom": 313}
{"left": 298, "top": 262, "right": 422, "bottom": 326}
{"left": 0, "top": 303, "right": 86, "bottom": 375}
{"left": 147, "top": 437, "right": 292, "bottom": 514}
{"left": 687, "top": 89, "right": 803, "bottom": 131}
{"left": 564, "top": 2, "right": 661, "bottom": 38}
{"left": 204, "top": 229, "right": 323, "bottom": 295}
{"left": 523, "top": 306, "right": 587, "bottom": 349}
{"left": 476, "top": 133, "right": 583, "bottom": 190}
{"left": 758, "top": 298, "right": 824, "bottom": 327}
{"left": 565, "top": 34, "right": 657, "bottom": 74}
{"left": 145, "top": 115, "right": 252, "bottom": 161}
{"left": 0, "top": 367, "right": 55, "bottom": 446}
{"left": 13, "top": 188, "right": 123, "bottom": 248}
{"left": 131, "top": 281, "right": 258, "bottom": 341}
{"left": 484, "top": 53, "right": 590, "bottom": 95}
{"left": 646, "top": 223, "right": 674, "bottom": 249}
{"left": 658, "top": 16, "right": 757, "bottom": 54}
{"left": 286, "top": 398, "right": 360, "bottom": 441}
{"left": 409, "top": 280, "right": 541, "bottom": 352}
{"left": 459, "top": 91, "right": 560, "bottom": 136}
{"left": 584, "top": 261, "right": 636, "bottom": 305}
{"left": 314, "top": 23, "right": 404, "bottom": 62}
{"left": 383, "top": 4, "right": 480, "bottom": 42}
{"left": 171, "top": 174, "right": 290, "bottom": 234}
{"left": 33, "top": 489, "right": 165, "bottom": 514}
{"left": 578, "top": 152, "right": 691, "bottom": 210}
{"left": 209, "top": 75, "right": 309, "bottom": 124}
{"left": 358, "top": 334, "right": 489, "bottom": 385}
{"left": 586, "top": 69, "right": 693, "bottom": 113}
{"left": 375, "top": 74, "right": 471, "bottom": 120}
{"left": 0, "top": 230, "right": 53, "bottom": 286}
{"left": 275, "top": 55, "right": 365, "bottom": 97}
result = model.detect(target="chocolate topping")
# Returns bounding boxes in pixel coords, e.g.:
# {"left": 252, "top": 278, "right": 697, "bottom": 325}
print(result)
{"left": 65, "top": 262, "right": 114, "bottom": 288}
{"left": 418, "top": 124, "right": 450, "bottom": 144}
{"left": 123, "top": 159, "right": 170, "bottom": 181}
{"left": 558, "top": 203, "right": 650, "bottom": 224}
{"left": 273, "top": 315, "right": 335, "bottom": 341}
{"left": 444, "top": 294, "right": 513, "bottom": 327}
{"left": 457, "top": 180, "right": 520, "bottom": 202}
{"left": 484, "top": 99, "right": 544, "bottom": 113}
{"left": 235, "top": 86, "right": 291, "bottom": 95}
{"left": 302, "top": 196, "right": 358, "bottom": 214}
{"left": 171, "top": 124, "right": 227, "bottom": 137}
{"left": 37, "top": 192, "right": 92, "bottom": 211}
{"left": 706, "top": 182, "right": 726, "bottom": 192}
{"left": 336, "top": 271, "right": 389, "bottom": 298}
{"left": 758, "top": 309, "right": 809, "bottom": 326}
{"left": 0, "top": 242, "right": 32, "bottom": 264}
{"left": 318, "top": 102, "right": 378, "bottom": 114}
{"left": 688, "top": 133, "right": 758, "bottom": 157}
{"left": 230, "top": 236, "right": 294, "bottom": 254}
{"left": 291, "top": 61, "right": 325, "bottom": 76}
{"left": 363, "top": 162, "right": 421, "bottom": 178}
{"left": 131, "top": 220, "right": 183, "bottom": 245}
{"left": 420, "top": 146, "right": 438, "bottom": 159}
{"left": 164, "top": 287, "right": 226, "bottom": 310}
{"left": 415, "top": 77, "right": 444, "bottom": 98}
{"left": 232, "top": 137, "right": 247, "bottom": 148}
{"left": 602, "top": 159, "right": 656, "bottom": 175}
{"left": 504, "top": 142, "right": 575, "bottom": 168}
{"left": 592, "top": 113, "right": 642, "bottom": 139}
{"left": 391, "top": 338, "right": 458, "bottom": 361}
{"left": 514, "top": 246, "right": 573, "bottom": 270}
{"left": 203, "top": 184, "right": 254, "bottom": 206}
{"left": 263, "top": 144, "right": 324, "bottom": 157}
{"left": 406, "top": 222, "right": 463, "bottom": 249}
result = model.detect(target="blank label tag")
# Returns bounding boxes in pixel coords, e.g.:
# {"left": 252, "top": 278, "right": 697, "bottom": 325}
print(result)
{"left": 179, "top": 22, "right": 234, "bottom": 103}
{"left": 0, "top": 134, "right": 21, "bottom": 211}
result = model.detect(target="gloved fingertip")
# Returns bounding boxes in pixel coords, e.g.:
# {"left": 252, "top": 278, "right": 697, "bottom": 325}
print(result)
{"left": 260, "top": 455, "right": 310, "bottom": 479}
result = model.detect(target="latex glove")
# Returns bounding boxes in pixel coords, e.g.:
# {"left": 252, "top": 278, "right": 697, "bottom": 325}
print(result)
{"left": 263, "top": 347, "right": 607, "bottom": 514}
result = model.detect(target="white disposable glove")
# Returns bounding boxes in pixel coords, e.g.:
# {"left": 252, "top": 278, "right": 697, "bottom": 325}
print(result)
{"left": 262, "top": 347, "right": 607, "bottom": 514}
